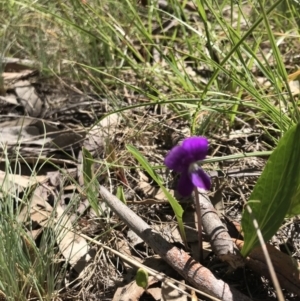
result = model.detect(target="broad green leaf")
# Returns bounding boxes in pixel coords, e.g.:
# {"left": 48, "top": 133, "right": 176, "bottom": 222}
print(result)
{"left": 126, "top": 145, "right": 187, "bottom": 245}
{"left": 241, "top": 123, "right": 300, "bottom": 256}
{"left": 82, "top": 147, "right": 100, "bottom": 216}
{"left": 287, "top": 182, "right": 300, "bottom": 216}
{"left": 135, "top": 268, "right": 148, "bottom": 290}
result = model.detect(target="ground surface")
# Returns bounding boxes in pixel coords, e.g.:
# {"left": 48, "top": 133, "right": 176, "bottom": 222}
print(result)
{"left": 1, "top": 1, "right": 300, "bottom": 300}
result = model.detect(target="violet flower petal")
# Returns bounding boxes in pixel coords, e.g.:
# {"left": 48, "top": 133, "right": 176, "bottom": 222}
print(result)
{"left": 190, "top": 167, "right": 211, "bottom": 191}
{"left": 182, "top": 136, "right": 208, "bottom": 162}
{"left": 177, "top": 170, "right": 194, "bottom": 197}
{"left": 164, "top": 145, "right": 188, "bottom": 172}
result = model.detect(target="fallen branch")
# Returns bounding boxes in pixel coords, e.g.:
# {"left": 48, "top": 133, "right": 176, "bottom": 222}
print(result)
{"left": 99, "top": 185, "right": 252, "bottom": 301}
{"left": 196, "top": 188, "right": 244, "bottom": 269}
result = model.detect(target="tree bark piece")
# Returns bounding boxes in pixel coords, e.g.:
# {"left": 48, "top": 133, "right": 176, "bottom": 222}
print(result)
{"left": 235, "top": 239, "right": 300, "bottom": 295}
{"left": 196, "top": 188, "right": 244, "bottom": 269}
{"left": 99, "top": 185, "right": 252, "bottom": 301}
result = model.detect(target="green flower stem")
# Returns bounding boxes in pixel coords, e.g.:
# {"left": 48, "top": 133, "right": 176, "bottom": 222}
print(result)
{"left": 194, "top": 186, "right": 203, "bottom": 264}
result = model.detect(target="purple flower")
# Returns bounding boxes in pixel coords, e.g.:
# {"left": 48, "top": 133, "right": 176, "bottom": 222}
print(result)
{"left": 164, "top": 136, "right": 211, "bottom": 196}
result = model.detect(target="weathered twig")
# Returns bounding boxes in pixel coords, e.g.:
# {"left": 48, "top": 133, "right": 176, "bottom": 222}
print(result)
{"left": 195, "top": 188, "right": 244, "bottom": 269}
{"left": 99, "top": 185, "right": 252, "bottom": 301}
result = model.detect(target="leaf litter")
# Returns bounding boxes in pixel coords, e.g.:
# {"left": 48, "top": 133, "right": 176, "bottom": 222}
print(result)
{"left": 1, "top": 2, "right": 300, "bottom": 301}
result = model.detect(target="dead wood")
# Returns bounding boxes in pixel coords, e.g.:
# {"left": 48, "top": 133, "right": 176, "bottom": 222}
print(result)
{"left": 99, "top": 185, "right": 252, "bottom": 301}
{"left": 235, "top": 239, "right": 300, "bottom": 295}
{"left": 196, "top": 189, "right": 244, "bottom": 269}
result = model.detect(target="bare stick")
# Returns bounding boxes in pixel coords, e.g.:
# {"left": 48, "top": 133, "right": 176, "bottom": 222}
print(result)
{"left": 195, "top": 188, "right": 244, "bottom": 269}
{"left": 99, "top": 185, "right": 252, "bottom": 301}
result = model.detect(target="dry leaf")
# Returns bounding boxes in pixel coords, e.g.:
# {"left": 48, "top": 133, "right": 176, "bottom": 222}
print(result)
{"left": 235, "top": 239, "right": 300, "bottom": 295}
{"left": 0, "top": 120, "right": 51, "bottom": 146}
{"left": 2, "top": 57, "right": 39, "bottom": 72}
{"left": 112, "top": 276, "right": 157, "bottom": 301}
{"left": 0, "top": 171, "right": 47, "bottom": 197}
{"left": 47, "top": 170, "right": 63, "bottom": 187}
{"left": 51, "top": 131, "right": 85, "bottom": 149}
{"left": 0, "top": 93, "right": 18, "bottom": 105}
{"left": 112, "top": 282, "right": 144, "bottom": 301}
{"left": 288, "top": 69, "right": 300, "bottom": 81}
{"left": 0, "top": 289, "right": 7, "bottom": 301}
{"left": 55, "top": 205, "right": 91, "bottom": 274}
{"left": 161, "top": 281, "right": 187, "bottom": 301}
{"left": 147, "top": 287, "right": 162, "bottom": 301}
{"left": 84, "top": 112, "right": 121, "bottom": 156}
{"left": 2, "top": 70, "right": 36, "bottom": 84}
{"left": 28, "top": 228, "right": 44, "bottom": 240}
{"left": 17, "top": 187, "right": 53, "bottom": 225}
{"left": 288, "top": 79, "right": 300, "bottom": 95}
{"left": 137, "top": 181, "right": 170, "bottom": 200}
{"left": 137, "top": 171, "right": 149, "bottom": 182}
{"left": 99, "top": 112, "right": 121, "bottom": 128}
{"left": 0, "top": 124, "right": 49, "bottom": 145}
{"left": 14, "top": 80, "right": 43, "bottom": 117}
{"left": 288, "top": 69, "right": 300, "bottom": 95}
{"left": 0, "top": 118, "right": 85, "bottom": 160}
{"left": 191, "top": 290, "right": 197, "bottom": 301}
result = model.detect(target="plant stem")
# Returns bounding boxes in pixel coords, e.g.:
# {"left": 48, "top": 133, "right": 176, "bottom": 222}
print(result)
{"left": 194, "top": 186, "right": 203, "bottom": 264}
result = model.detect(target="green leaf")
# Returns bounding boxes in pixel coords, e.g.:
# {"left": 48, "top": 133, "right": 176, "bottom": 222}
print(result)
{"left": 126, "top": 145, "right": 187, "bottom": 245}
{"left": 287, "top": 177, "right": 300, "bottom": 216}
{"left": 116, "top": 186, "right": 127, "bottom": 205}
{"left": 194, "top": 0, "right": 207, "bottom": 22}
{"left": 135, "top": 268, "right": 148, "bottom": 290}
{"left": 126, "top": 145, "right": 163, "bottom": 183}
{"left": 241, "top": 123, "right": 300, "bottom": 256}
{"left": 82, "top": 147, "right": 100, "bottom": 216}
